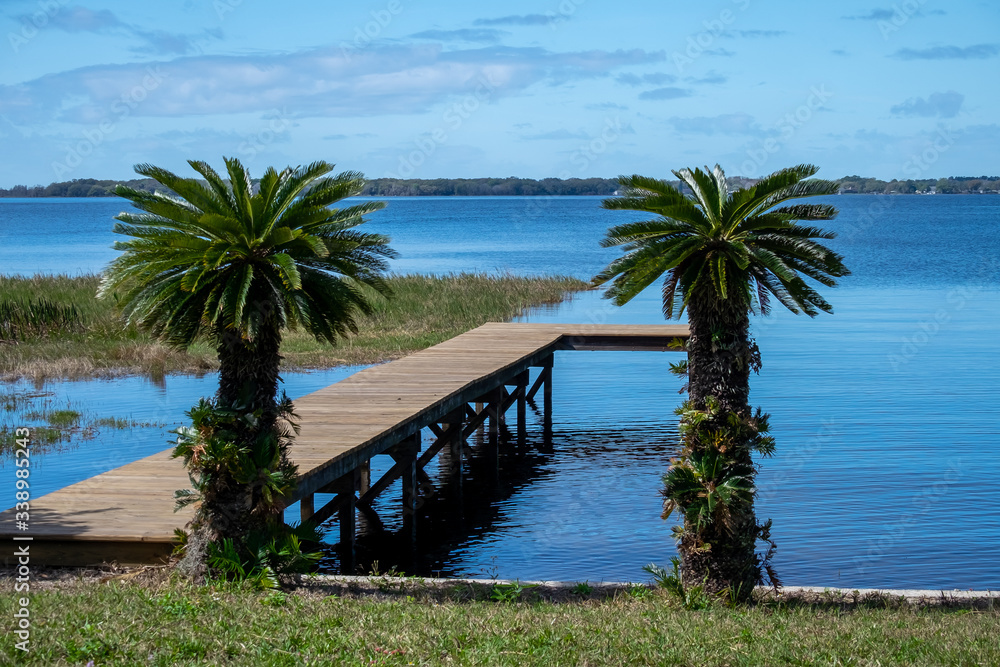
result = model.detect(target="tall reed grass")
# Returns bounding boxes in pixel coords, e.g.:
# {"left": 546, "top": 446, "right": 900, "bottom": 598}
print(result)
{"left": 0, "top": 273, "right": 588, "bottom": 380}
{"left": 0, "top": 298, "right": 83, "bottom": 341}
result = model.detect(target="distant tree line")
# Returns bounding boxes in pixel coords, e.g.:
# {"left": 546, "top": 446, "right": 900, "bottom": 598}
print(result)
{"left": 838, "top": 175, "right": 1000, "bottom": 194}
{"left": 0, "top": 178, "right": 161, "bottom": 198}
{"left": 363, "top": 177, "right": 622, "bottom": 196}
{"left": 2, "top": 174, "right": 998, "bottom": 198}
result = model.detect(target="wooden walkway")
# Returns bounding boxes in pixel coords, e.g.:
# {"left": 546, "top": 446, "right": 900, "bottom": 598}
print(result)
{"left": 1, "top": 323, "right": 688, "bottom": 566}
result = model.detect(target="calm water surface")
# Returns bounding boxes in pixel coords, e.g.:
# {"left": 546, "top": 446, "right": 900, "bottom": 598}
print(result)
{"left": 1, "top": 195, "right": 998, "bottom": 588}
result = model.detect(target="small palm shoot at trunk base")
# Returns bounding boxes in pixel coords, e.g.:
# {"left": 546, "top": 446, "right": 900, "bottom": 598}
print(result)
{"left": 99, "top": 158, "right": 396, "bottom": 582}
{"left": 593, "top": 164, "right": 848, "bottom": 602}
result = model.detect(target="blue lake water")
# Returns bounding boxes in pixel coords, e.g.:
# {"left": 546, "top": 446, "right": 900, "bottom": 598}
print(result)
{"left": 1, "top": 194, "right": 999, "bottom": 589}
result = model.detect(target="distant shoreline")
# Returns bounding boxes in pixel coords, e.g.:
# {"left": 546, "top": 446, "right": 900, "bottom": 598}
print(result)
{"left": 2, "top": 175, "right": 998, "bottom": 198}
{"left": 2, "top": 192, "right": 998, "bottom": 199}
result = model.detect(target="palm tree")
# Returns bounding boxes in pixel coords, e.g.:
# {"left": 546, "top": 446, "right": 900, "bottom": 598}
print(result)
{"left": 594, "top": 164, "right": 848, "bottom": 600}
{"left": 99, "top": 158, "right": 395, "bottom": 573}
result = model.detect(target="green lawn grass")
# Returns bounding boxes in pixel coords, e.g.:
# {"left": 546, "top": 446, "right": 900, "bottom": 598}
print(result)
{"left": 0, "top": 273, "right": 588, "bottom": 381}
{"left": 1, "top": 580, "right": 997, "bottom": 666}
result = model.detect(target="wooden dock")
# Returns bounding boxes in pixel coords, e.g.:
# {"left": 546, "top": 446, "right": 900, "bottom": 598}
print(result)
{"left": 1, "top": 323, "right": 688, "bottom": 566}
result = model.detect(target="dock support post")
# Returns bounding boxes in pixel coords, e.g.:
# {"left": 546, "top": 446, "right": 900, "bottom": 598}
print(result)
{"left": 499, "top": 388, "right": 508, "bottom": 429}
{"left": 516, "top": 371, "right": 528, "bottom": 446}
{"left": 488, "top": 387, "right": 501, "bottom": 447}
{"left": 486, "top": 387, "right": 502, "bottom": 483}
{"left": 439, "top": 410, "right": 467, "bottom": 525}
{"left": 358, "top": 460, "right": 370, "bottom": 496}
{"left": 391, "top": 433, "right": 421, "bottom": 547}
{"left": 317, "top": 469, "right": 361, "bottom": 573}
{"left": 542, "top": 355, "right": 554, "bottom": 442}
{"left": 448, "top": 423, "right": 464, "bottom": 502}
{"left": 475, "top": 401, "right": 484, "bottom": 443}
{"left": 300, "top": 494, "right": 314, "bottom": 523}
{"left": 441, "top": 408, "right": 466, "bottom": 495}
{"left": 338, "top": 470, "right": 359, "bottom": 573}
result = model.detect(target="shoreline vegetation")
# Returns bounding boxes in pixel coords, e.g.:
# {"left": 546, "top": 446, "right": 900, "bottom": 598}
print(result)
{"left": 1, "top": 174, "right": 999, "bottom": 198}
{"left": 0, "top": 574, "right": 997, "bottom": 665}
{"left": 0, "top": 273, "right": 588, "bottom": 382}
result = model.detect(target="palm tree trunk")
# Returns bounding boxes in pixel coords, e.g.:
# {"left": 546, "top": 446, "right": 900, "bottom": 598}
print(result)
{"left": 216, "top": 322, "right": 282, "bottom": 427}
{"left": 686, "top": 293, "right": 752, "bottom": 414}
{"left": 213, "top": 317, "right": 284, "bottom": 518}
{"left": 177, "top": 319, "right": 285, "bottom": 580}
{"left": 681, "top": 290, "right": 759, "bottom": 599}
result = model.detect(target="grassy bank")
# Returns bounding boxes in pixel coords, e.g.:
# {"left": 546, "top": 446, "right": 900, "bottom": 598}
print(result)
{"left": 0, "top": 273, "right": 588, "bottom": 381}
{"left": 1, "top": 579, "right": 997, "bottom": 665}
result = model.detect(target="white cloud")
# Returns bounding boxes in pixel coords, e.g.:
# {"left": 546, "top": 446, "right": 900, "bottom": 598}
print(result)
{"left": 43, "top": 6, "right": 123, "bottom": 32}
{"left": 410, "top": 29, "right": 508, "bottom": 43}
{"left": 616, "top": 72, "right": 677, "bottom": 86}
{"left": 0, "top": 44, "right": 665, "bottom": 124}
{"left": 724, "top": 30, "right": 788, "bottom": 38}
{"left": 639, "top": 87, "right": 692, "bottom": 101}
{"left": 892, "top": 44, "right": 1000, "bottom": 60}
{"left": 16, "top": 5, "right": 220, "bottom": 55}
{"left": 474, "top": 15, "right": 554, "bottom": 27}
{"left": 890, "top": 91, "right": 964, "bottom": 118}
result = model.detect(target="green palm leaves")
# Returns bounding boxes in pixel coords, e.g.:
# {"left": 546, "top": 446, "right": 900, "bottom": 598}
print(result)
{"left": 173, "top": 395, "right": 300, "bottom": 514}
{"left": 594, "top": 164, "right": 849, "bottom": 318}
{"left": 663, "top": 448, "right": 754, "bottom": 532}
{"left": 99, "top": 158, "right": 396, "bottom": 348}
{"left": 664, "top": 398, "right": 775, "bottom": 534}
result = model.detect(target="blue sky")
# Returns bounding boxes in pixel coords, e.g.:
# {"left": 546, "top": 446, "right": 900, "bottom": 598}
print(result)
{"left": 0, "top": 0, "right": 997, "bottom": 187}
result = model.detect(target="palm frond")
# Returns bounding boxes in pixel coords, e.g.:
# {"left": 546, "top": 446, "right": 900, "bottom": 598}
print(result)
{"left": 101, "top": 157, "right": 393, "bottom": 350}
{"left": 132, "top": 163, "right": 228, "bottom": 216}
{"left": 723, "top": 164, "right": 819, "bottom": 222}
{"left": 749, "top": 179, "right": 840, "bottom": 218}
{"left": 674, "top": 166, "right": 721, "bottom": 226}
{"left": 224, "top": 157, "right": 255, "bottom": 233}
{"left": 594, "top": 162, "right": 847, "bottom": 321}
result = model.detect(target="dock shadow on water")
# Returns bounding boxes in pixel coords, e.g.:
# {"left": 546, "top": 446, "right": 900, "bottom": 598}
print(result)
{"left": 317, "top": 419, "right": 556, "bottom": 576}
{"left": 316, "top": 409, "right": 681, "bottom": 579}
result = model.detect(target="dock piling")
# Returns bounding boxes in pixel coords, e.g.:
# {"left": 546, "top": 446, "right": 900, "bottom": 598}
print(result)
{"left": 516, "top": 371, "right": 528, "bottom": 445}
{"left": 391, "top": 433, "right": 421, "bottom": 546}
{"left": 300, "top": 494, "right": 314, "bottom": 523}
{"left": 330, "top": 469, "right": 361, "bottom": 572}
{"left": 541, "top": 356, "right": 554, "bottom": 441}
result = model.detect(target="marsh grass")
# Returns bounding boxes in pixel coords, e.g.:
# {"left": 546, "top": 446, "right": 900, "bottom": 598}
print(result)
{"left": 0, "top": 424, "right": 69, "bottom": 454}
{"left": 93, "top": 416, "right": 163, "bottom": 429}
{"left": 0, "top": 388, "right": 167, "bottom": 454}
{"left": 0, "top": 580, "right": 997, "bottom": 666}
{"left": 0, "top": 297, "right": 83, "bottom": 342}
{"left": 32, "top": 408, "right": 81, "bottom": 428}
{"left": 0, "top": 273, "right": 587, "bottom": 381}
